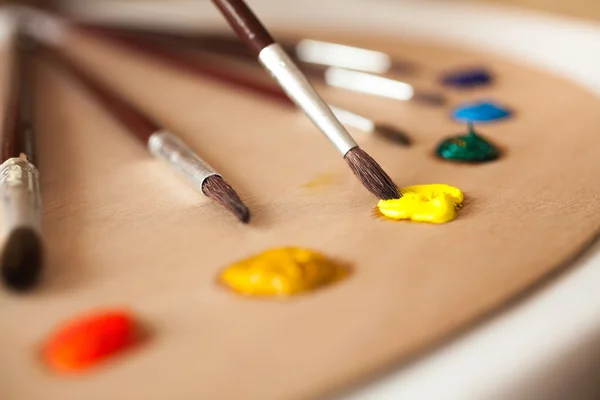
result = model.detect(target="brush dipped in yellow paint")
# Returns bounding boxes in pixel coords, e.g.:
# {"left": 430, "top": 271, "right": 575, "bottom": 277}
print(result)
{"left": 377, "top": 184, "right": 464, "bottom": 224}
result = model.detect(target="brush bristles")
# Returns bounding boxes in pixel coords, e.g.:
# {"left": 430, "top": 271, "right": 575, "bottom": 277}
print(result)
{"left": 1, "top": 227, "right": 43, "bottom": 291}
{"left": 344, "top": 147, "right": 400, "bottom": 200}
{"left": 413, "top": 92, "right": 446, "bottom": 106}
{"left": 374, "top": 124, "right": 411, "bottom": 146}
{"left": 202, "top": 175, "right": 251, "bottom": 223}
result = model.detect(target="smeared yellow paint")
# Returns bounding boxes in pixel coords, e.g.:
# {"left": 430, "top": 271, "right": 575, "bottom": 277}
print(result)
{"left": 377, "top": 184, "right": 464, "bottom": 224}
{"left": 220, "top": 247, "right": 347, "bottom": 297}
{"left": 301, "top": 173, "right": 340, "bottom": 190}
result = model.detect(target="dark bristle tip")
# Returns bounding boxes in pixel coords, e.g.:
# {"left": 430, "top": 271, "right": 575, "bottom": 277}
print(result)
{"left": 202, "top": 175, "right": 251, "bottom": 223}
{"left": 414, "top": 92, "right": 447, "bottom": 106}
{"left": 1, "top": 227, "right": 43, "bottom": 291}
{"left": 374, "top": 125, "right": 411, "bottom": 146}
{"left": 344, "top": 147, "right": 400, "bottom": 200}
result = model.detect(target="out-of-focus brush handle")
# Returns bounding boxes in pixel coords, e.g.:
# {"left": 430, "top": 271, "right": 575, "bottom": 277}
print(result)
{"left": 40, "top": 47, "right": 160, "bottom": 143}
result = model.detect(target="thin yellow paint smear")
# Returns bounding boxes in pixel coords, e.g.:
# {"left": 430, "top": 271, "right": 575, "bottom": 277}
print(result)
{"left": 301, "top": 173, "right": 341, "bottom": 190}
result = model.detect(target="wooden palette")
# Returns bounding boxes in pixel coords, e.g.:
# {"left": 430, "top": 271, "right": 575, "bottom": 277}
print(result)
{"left": 1, "top": 24, "right": 600, "bottom": 400}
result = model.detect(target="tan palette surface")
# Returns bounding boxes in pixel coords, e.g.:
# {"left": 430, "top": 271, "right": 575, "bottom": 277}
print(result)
{"left": 1, "top": 29, "right": 600, "bottom": 400}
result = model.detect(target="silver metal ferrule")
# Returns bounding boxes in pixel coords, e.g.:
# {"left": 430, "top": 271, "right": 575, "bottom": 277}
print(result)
{"left": 148, "top": 130, "right": 218, "bottom": 193}
{"left": 0, "top": 157, "right": 42, "bottom": 235}
{"left": 258, "top": 43, "right": 358, "bottom": 156}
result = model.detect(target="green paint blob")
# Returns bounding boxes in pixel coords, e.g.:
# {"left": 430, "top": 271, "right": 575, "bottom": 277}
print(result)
{"left": 436, "top": 123, "right": 500, "bottom": 163}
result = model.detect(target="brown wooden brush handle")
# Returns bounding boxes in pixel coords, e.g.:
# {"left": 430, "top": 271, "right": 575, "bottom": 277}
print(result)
{"left": 210, "top": 0, "right": 275, "bottom": 55}
{"left": 40, "top": 46, "right": 160, "bottom": 143}
{"left": 1, "top": 36, "right": 35, "bottom": 164}
{"left": 79, "top": 26, "right": 295, "bottom": 107}
{"left": 157, "top": 32, "right": 327, "bottom": 78}
{"left": 17, "top": 40, "right": 38, "bottom": 165}
{"left": 1, "top": 42, "right": 21, "bottom": 163}
{"left": 187, "top": 34, "right": 328, "bottom": 78}
{"left": 82, "top": 25, "right": 326, "bottom": 80}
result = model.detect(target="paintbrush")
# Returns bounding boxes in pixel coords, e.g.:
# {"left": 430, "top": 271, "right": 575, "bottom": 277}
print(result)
{"left": 33, "top": 42, "right": 251, "bottom": 224}
{"left": 0, "top": 31, "right": 44, "bottom": 291}
{"left": 210, "top": 0, "right": 400, "bottom": 200}
{"left": 76, "top": 26, "right": 410, "bottom": 146}
{"left": 72, "top": 27, "right": 417, "bottom": 75}
{"left": 85, "top": 26, "right": 442, "bottom": 106}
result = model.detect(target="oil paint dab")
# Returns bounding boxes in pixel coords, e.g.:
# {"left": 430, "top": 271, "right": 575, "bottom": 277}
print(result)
{"left": 377, "top": 184, "right": 464, "bottom": 224}
{"left": 42, "top": 309, "right": 141, "bottom": 373}
{"left": 441, "top": 67, "right": 493, "bottom": 89}
{"left": 436, "top": 123, "right": 500, "bottom": 163}
{"left": 452, "top": 100, "right": 511, "bottom": 123}
{"left": 220, "top": 247, "right": 348, "bottom": 297}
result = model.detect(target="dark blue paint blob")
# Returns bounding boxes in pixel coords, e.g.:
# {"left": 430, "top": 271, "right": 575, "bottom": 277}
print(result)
{"left": 452, "top": 101, "right": 512, "bottom": 123}
{"left": 441, "top": 67, "right": 493, "bottom": 88}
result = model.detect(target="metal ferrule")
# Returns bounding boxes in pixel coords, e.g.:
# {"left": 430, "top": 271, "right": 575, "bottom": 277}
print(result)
{"left": 0, "top": 157, "right": 42, "bottom": 235}
{"left": 258, "top": 43, "right": 358, "bottom": 156}
{"left": 148, "top": 130, "right": 218, "bottom": 193}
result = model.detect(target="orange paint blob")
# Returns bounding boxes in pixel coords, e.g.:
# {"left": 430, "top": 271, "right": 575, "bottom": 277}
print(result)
{"left": 42, "top": 309, "right": 139, "bottom": 373}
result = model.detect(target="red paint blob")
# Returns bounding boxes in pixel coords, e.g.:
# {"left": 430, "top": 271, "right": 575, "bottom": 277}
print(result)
{"left": 42, "top": 309, "right": 139, "bottom": 373}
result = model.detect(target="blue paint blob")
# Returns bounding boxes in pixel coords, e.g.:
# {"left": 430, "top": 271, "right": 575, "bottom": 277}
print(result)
{"left": 452, "top": 101, "right": 512, "bottom": 123}
{"left": 441, "top": 67, "right": 493, "bottom": 88}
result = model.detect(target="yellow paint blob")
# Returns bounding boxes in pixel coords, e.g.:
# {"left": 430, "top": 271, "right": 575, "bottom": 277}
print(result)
{"left": 220, "top": 247, "right": 347, "bottom": 297}
{"left": 377, "top": 184, "right": 464, "bottom": 224}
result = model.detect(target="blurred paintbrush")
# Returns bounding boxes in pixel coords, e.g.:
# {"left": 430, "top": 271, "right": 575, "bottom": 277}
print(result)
{"left": 0, "top": 30, "right": 44, "bottom": 291}
{"left": 75, "top": 25, "right": 411, "bottom": 146}
{"left": 28, "top": 37, "right": 251, "bottom": 223}
{"left": 84, "top": 26, "right": 443, "bottom": 106}
{"left": 68, "top": 27, "right": 417, "bottom": 75}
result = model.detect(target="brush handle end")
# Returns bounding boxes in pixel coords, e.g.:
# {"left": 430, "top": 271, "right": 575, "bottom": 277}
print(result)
{"left": 211, "top": 0, "right": 274, "bottom": 55}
